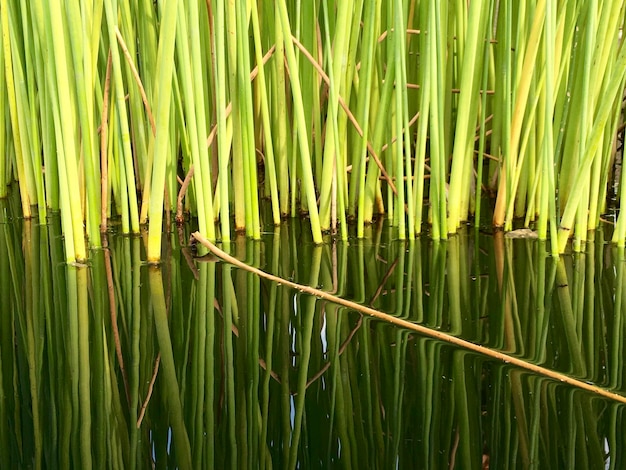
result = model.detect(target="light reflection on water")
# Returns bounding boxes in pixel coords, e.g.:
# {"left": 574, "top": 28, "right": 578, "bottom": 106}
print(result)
{"left": 1, "top": 199, "right": 625, "bottom": 469}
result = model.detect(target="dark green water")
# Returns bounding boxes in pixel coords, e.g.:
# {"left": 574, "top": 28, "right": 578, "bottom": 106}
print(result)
{"left": 1, "top": 194, "right": 625, "bottom": 469}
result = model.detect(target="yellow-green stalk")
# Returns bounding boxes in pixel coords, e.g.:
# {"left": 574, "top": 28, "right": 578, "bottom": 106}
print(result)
{"left": 103, "top": 0, "right": 139, "bottom": 235}
{"left": 1, "top": 0, "right": 32, "bottom": 217}
{"left": 276, "top": 0, "right": 322, "bottom": 244}
{"left": 146, "top": 0, "right": 179, "bottom": 263}
{"left": 250, "top": 0, "right": 280, "bottom": 226}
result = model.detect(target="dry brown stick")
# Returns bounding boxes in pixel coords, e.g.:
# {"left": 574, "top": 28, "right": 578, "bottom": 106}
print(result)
{"left": 137, "top": 354, "right": 161, "bottom": 428}
{"left": 209, "top": 262, "right": 362, "bottom": 392}
{"left": 290, "top": 35, "right": 398, "bottom": 196}
{"left": 369, "top": 256, "right": 399, "bottom": 306}
{"left": 205, "top": 46, "right": 275, "bottom": 148}
{"left": 380, "top": 110, "right": 420, "bottom": 154}
{"left": 256, "top": 313, "right": 362, "bottom": 391}
{"left": 301, "top": 314, "right": 363, "bottom": 391}
{"left": 103, "top": 235, "right": 130, "bottom": 405}
{"left": 176, "top": 164, "right": 195, "bottom": 224}
{"left": 192, "top": 231, "right": 626, "bottom": 405}
{"left": 115, "top": 27, "right": 156, "bottom": 136}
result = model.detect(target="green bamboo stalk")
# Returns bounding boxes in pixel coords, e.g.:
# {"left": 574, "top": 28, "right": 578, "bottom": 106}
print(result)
{"left": 584, "top": 2, "right": 623, "bottom": 232}
{"left": 412, "top": 0, "right": 430, "bottom": 235}
{"left": 320, "top": 0, "right": 348, "bottom": 239}
{"left": 23, "top": 221, "right": 42, "bottom": 470}
{"left": 128, "top": 237, "right": 142, "bottom": 469}
{"left": 16, "top": 1, "right": 46, "bottom": 219}
{"left": 189, "top": 271, "right": 205, "bottom": 468}
{"left": 148, "top": 266, "right": 192, "bottom": 468}
{"left": 428, "top": 0, "right": 447, "bottom": 239}
{"left": 276, "top": 0, "right": 322, "bottom": 244}
{"left": 384, "top": 2, "right": 398, "bottom": 224}
{"left": 213, "top": 0, "right": 231, "bottom": 243}
{"left": 204, "top": 262, "right": 216, "bottom": 467}
{"left": 288, "top": 246, "right": 321, "bottom": 470}
{"left": 505, "top": 74, "right": 543, "bottom": 226}
{"left": 221, "top": 263, "right": 238, "bottom": 470}
{"left": 0, "top": 204, "right": 13, "bottom": 464}
{"left": 392, "top": 0, "right": 412, "bottom": 240}
{"left": 259, "top": 230, "right": 279, "bottom": 470}
{"left": 341, "top": 332, "right": 361, "bottom": 468}
{"left": 246, "top": 243, "right": 261, "bottom": 464}
{"left": 609, "top": 247, "right": 624, "bottom": 390}
{"left": 324, "top": 301, "right": 341, "bottom": 464}
{"left": 538, "top": 0, "right": 559, "bottom": 254}
{"left": 224, "top": 0, "right": 246, "bottom": 233}
{"left": 448, "top": 0, "right": 489, "bottom": 232}
{"left": 235, "top": 0, "right": 260, "bottom": 239}
{"left": 250, "top": 0, "right": 280, "bottom": 226}
{"left": 318, "top": 0, "right": 352, "bottom": 230}
{"left": 4, "top": 2, "right": 626, "bottom": 265}
{"left": 561, "top": 37, "right": 626, "bottom": 250}
{"left": 127, "top": 0, "right": 157, "bottom": 202}
{"left": 0, "top": 35, "right": 5, "bottom": 197}
{"left": 65, "top": 0, "right": 101, "bottom": 246}
{"left": 64, "top": 264, "right": 81, "bottom": 466}
{"left": 43, "top": 0, "right": 88, "bottom": 262}
{"left": 555, "top": 10, "right": 582, "bottom": 213}
{"left": 592, "top": 94, "right": 622, "bottom": 226}
{"left": 493, "top": 0, "right": 514, "bottom": 232}
{"left": 266, "top": 3, "right": 291, "bottom": 219}
{"left": 103, "top": 0, "right": 139, "bottom": 235}
{"left": 474, "top": 0, "right": 497, "bottom": 228}
{"left": 342, "top": 0, "right": 366, "bottom": 221}
{"left": 572, "top": 2, "right": 597, "bottom": 250}
{"left": 174, "top": 1, "right": 214, "bottom": 240}
{"left": 288, "top": 18, "right": 299, "bottom": 220}
{"left": 387, "top": 329, "right": 407, "bottom": 466}
{"left": 1, "top": 0, "right": 31, "bottom": 216}
{"left": 30, "top": 0, "right": 60, "bottom": 212}
{"left": 146, "top": 0, "right": 179, "bottom": 262}
{"left": 293, "top": 1, "right": 318, "bottom": 188}
{"left": 76, "top": 267, "right": 93, "bottom": 469}
{"left": 363, "top": 60, "right": 396, "bottom": 226}
{"left": 505, "top": 0, "right": 544, "bottom": 215}
{"left": 118, "top": 1, "right": 150, "bottom": 194}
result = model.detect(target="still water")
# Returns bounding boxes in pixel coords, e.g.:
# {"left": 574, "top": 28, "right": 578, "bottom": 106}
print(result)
{"left": 1, "top": 196, "right": 625, "bottom": 469}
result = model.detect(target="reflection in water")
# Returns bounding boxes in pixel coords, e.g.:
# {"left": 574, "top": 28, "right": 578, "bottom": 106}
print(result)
{"left": 1, "top": 203, "right": 625, "bottom": 468}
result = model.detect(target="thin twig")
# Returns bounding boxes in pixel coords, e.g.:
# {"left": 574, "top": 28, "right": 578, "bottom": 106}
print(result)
{"left": 137, "top": 354, "right": 161, "bottom": 428}
{"left": 176, "top": 164, "right": 195, "bottom": 224}
{"left": 299, "top": 314, "right": 363, "bottom": 392}
{"left": 115, "top": 27, "right": 156, "bottom": 136}
{"left": 103, "top": 234, "right": 130, "bottom": 405}
{"left": 369, "top": 256, "right": 399, "bottom": 306}
{"left": 205, "top": 46, "right": 275, "bottom": 147}
{"left": 290, "top": 35, "right": 398, "bottom": 196}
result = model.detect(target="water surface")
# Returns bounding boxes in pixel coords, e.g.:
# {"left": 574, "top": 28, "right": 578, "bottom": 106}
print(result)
{"left": 1, "top": 197, "right": 625, "bottom": 469}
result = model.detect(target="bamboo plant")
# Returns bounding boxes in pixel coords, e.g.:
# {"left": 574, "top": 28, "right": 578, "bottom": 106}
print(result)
{"left": 1, "top": 1, "right": 626, "bottom": 262}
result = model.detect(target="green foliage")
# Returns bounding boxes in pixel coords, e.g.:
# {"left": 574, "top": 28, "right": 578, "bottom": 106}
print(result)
{"left": 2, "top": 1, "right": 626, "bottom": 261}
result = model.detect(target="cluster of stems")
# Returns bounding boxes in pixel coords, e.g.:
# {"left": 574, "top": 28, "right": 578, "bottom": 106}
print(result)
{"left": 1, "top": 1, "right": 626, "bottom": 261}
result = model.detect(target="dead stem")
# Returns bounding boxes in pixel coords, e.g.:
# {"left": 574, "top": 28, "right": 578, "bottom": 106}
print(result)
{"left": 193, "top": 231, "right": 626, "bottom": 406}
{"left": 136, "top": 354, "right": 161, "bottom": 428}
{"left": 103, "top": 235, "right": 130, "bottom": 405}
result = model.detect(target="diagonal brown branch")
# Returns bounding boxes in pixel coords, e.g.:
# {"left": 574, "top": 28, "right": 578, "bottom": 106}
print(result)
{"left": 137, "top": 354, "right": 161, "bottom": 428}
{"left": 192, "top": 231, "right": 626, "bottom": 406}
{"left": 103, "top": 235, "right": 130, "bottom": 405}
{"left": 290, "top": 35, "right": 397, "bottom": 196}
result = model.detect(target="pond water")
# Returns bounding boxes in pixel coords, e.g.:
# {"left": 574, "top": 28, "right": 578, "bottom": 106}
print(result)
{"left": 1, "top": 194, "right": 625, "bottom": 469}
